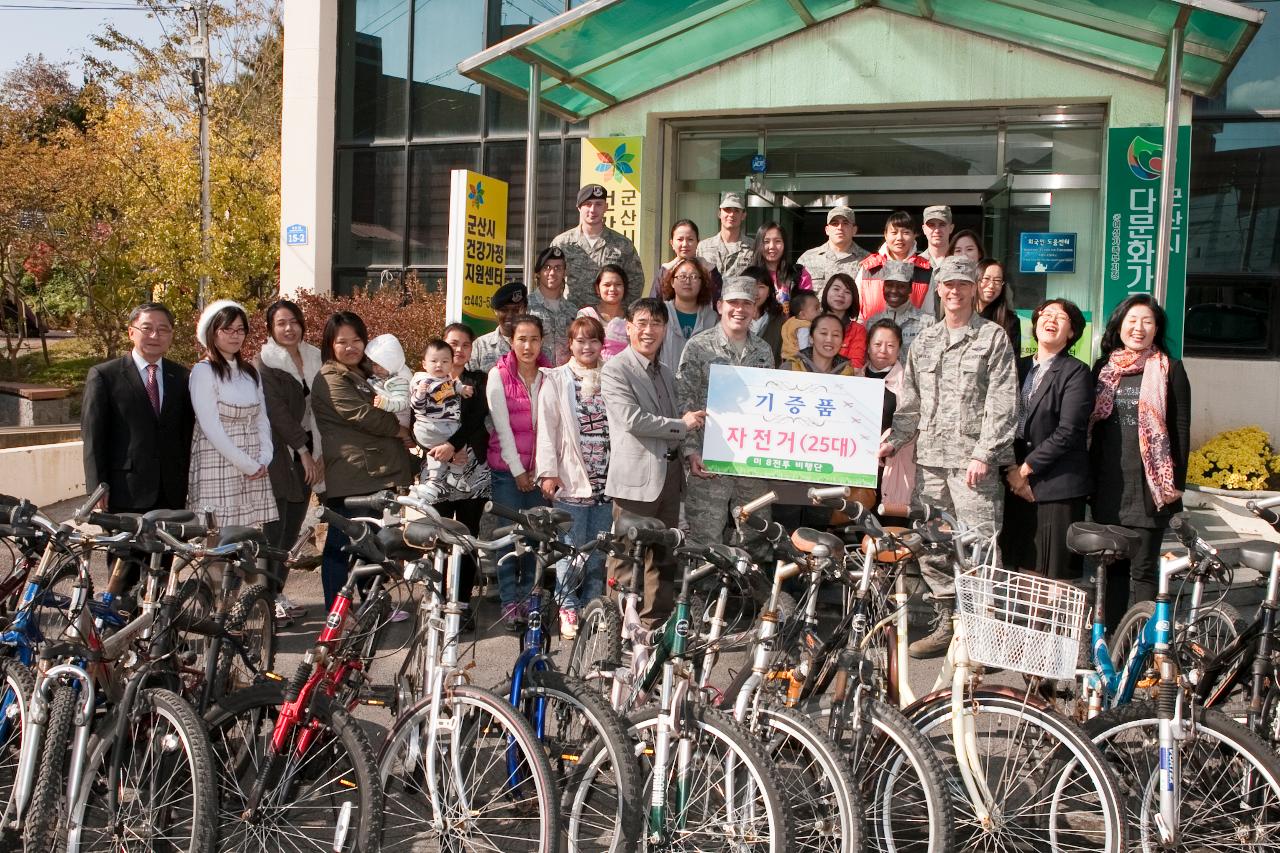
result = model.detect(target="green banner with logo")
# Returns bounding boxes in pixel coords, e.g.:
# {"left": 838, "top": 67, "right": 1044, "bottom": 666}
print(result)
{"left": 1103, "top": 126, "right": 1191, "bottom": 357}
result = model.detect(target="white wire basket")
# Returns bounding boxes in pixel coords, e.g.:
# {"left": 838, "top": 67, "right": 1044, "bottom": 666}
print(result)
{"left": 955, "top": 564, "right": 1087, "bottom": 681}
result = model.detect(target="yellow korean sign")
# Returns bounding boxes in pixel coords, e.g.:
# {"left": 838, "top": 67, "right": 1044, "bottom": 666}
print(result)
{"left": 579, "top": 136, "right": 642, "bottom": 243}
{"left": 446, "top": 169, "right": 508, "bottom": 332}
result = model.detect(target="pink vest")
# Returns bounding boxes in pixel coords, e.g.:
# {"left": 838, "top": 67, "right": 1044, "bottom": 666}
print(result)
{"left": 487, "top": 351, "right": 545, "bottom": 472}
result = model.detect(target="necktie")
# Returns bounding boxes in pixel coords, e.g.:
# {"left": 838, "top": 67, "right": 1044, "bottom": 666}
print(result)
{"left": 146, "top": 363, "right": 161, "bottom": 415}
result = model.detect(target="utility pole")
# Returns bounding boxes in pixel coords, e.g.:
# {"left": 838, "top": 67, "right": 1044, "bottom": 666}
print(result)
{"left": 190, "top": 2, "right": 212, "bottom": 311}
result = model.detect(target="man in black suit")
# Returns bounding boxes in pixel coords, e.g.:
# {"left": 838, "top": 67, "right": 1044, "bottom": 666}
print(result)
{"left": 82, "top": 302, "right": 195, "bottom": 515}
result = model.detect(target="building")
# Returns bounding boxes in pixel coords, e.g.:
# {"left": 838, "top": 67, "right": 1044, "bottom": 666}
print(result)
{"left": 280, "top": 0, "right": 1279, "bottom": 444}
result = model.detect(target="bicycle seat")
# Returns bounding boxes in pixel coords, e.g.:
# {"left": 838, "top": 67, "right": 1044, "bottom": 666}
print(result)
{"left": 613, "top": 510, "right": 666, "bottom": 536}
{"left": 1066, "top": 522, "right": 1136, "bottom": 557}
{"left": 790, "top": 527, "right": 845, "bottom": 555}
{"left": 143, "top": 509, "right": 197, "bottom": 524}
{"left": 217, "top": 526, "right": 268, "bottom": 549}
{"left": 376, "top": 526, "right": 423, "bottom": 561}
{"left": 860, "top": 533, "right": 916, "bottom": 563}
{"left": 403, "top": 516, "right": 472, "bottom": 549}
{"left": 1222, "top": 540, "right": 1280, "bottom": 574}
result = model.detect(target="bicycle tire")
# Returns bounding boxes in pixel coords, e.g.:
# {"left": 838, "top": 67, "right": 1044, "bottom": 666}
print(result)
{"left": 378, "top": 683, "right": 559, "bottom": 851}
{"left": 520, "top": 669, "right": 644, "bottom": 853}
{"left": 626, "top": 704, "right": 795, "bottom": 852}
{"left": 909, "top": 690, "right": 1128, "bottom": 853}
{"left": 204, "top": 680, "right": 382, "bottom": 852}
{"left": 23, "top": 682, "right": 76, "bottom": 852}
{"left": 747, "top": 702, "right": 862, "bottom": 853}
{"left": 1086, "top": 700, "right": 1280, "bottom": 851}
{"left": 811, "top": 696, "right": 955, "bottom": 853}
{"left": 0, "top": 656, "right": 34, "bottom": 844}
{"left": 566, "top": 596, "right": 621, "bottom": 686}
{"left": 69, "top": 687, "right": 218, "bottom": 853}
{"left": 216, "top": 584, "right": 276, "bottom": 695}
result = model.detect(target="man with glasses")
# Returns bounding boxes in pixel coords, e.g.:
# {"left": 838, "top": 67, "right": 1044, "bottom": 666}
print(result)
{"left": 879, "top": 256, "right": 1018, "bottom": 657}
{"left": 676, "top": 277, "right": 777, "bottom": 565}
{"left": 82, "top": 301, "right": 195, "bottom": 517}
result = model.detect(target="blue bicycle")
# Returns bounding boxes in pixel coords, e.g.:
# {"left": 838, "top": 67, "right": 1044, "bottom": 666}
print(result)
{"left": 1067, "top": 519, "right": 1280, "bottom": 851}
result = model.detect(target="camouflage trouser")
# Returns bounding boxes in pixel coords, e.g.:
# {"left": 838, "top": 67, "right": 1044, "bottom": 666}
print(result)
{"left": 915, "top": 464, "right": 1004, "bottom": 601}
{"left": 684, "top": 471, "right": 774, "bottom": 568}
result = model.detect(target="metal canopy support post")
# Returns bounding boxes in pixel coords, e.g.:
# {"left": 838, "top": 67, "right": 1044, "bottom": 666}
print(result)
{"left": 523, "top": 64, "right": 541, "bottom": 285}
{"left": 1153, "top": 22, "right": 1183, "bottom": 307}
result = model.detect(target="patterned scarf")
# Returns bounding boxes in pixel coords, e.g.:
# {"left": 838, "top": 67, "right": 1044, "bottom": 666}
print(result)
{"left": 1090, "top": 347, "right": 1181, "bottom": 509}
{"left": 566, "top": 357, "right": 602, "bottom": 398}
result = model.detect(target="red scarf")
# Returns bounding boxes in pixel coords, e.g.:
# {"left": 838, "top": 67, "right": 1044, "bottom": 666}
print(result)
{"left": 1090, "top": 348, "right": 1180, "bottom": 510}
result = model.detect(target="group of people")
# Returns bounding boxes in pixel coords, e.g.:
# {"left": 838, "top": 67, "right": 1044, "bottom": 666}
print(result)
{"left": 80, "top": 184, "right": 1191, "bottom": 651}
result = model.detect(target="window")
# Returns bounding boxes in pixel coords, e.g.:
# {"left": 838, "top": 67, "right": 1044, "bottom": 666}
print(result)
{"left": 335, "top": 149, "right": 407, "bottom": 267}
{"left": 407, "top": 146, "right": 478, "bottom": 266}
{"left": 411, "top": 0, "right": 485, "bottom": 139}
{"left": 337, "top": 0, "right": 410, "bottom": 142}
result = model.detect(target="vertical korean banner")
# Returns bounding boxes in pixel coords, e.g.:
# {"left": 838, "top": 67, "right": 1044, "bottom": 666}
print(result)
{"left": 579, "top": 137, "right": 642, "bottom": 242}
{"left": 446, "top": 169, "right": 508, "bottom": 335}
{"left": 1103, "top": 126, "right": 1191, "bottom": 356}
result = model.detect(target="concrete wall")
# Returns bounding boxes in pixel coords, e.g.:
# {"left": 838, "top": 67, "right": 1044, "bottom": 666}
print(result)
{"left": 280, "top": 0, "right": 338, "bottom": 296}
{"left": 1184, "top": 358, "right": 1280, "bottom": 448}
{"left": 0, "top": 441, "right": 85, "bottom": 507}
{"left": 591, "top": 6, "right": 1182, "bottom": 279}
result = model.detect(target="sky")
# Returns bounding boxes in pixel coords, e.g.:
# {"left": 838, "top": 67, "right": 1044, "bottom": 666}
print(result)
{"left": 0, "top": 1, "right": 170, "bottom": 84}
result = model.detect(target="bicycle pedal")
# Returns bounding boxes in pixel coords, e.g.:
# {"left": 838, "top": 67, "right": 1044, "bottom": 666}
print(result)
{"left": 360, "top": 684, "right": 397, "bottom": 706}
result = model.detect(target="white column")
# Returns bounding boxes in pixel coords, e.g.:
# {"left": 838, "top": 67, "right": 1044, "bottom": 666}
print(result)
{"left": 280, "top": 0, "right": 338, "bottom": 295}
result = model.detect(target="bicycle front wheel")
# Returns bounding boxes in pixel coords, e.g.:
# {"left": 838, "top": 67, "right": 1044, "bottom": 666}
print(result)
{"left": 379, "top": 683, "right": 559, "bottom": 852}
{"left": 909, "top": 689, "right": 1127, "bottom": 853}
{"left": 204, "top": 680, "right": 381, "bottom": 852}
{"left": 1086, "top": 700, "right": 1280, "bottom": 851}
{"left": 70, "top": 687, "right": 218, "bottom": 853}
{"left": 627, "top": 704, "right": 795, "bottom": 853}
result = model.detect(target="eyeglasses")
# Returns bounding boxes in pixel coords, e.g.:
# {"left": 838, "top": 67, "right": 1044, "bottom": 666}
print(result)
{"left": 1038, "top": 311, "right": 1072, "bottom": 323}
{"left": 219, "top": 326, "right": 248, "bottom": 336}
{"left": 273, "top": 319, "right": 302, "bottom": 329}
{"left": 979, "top": 276, "right": 1005, "bottom": 284}
{"left": 629, "top": 320, "right": 666, "bottom": 330}
{"left": 131, "top": 324, "right": 173, "bottom": 337}
{"left": 673, "top": 274, "right": 701, "bottom": 283}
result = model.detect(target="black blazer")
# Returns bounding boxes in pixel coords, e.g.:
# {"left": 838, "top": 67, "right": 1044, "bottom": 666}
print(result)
{"left": 1016, "top": 353, "right": 1094, "bottom": 502}
{"left": 81, "top": 354, "right": 195, "bottom": 512}
{"left": 1089, "top": 355, "right": 1192, "bottom": 522}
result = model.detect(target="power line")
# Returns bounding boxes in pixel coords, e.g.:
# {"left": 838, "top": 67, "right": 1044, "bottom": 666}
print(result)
{"left": 0, "top": 4, "right": 184, "bottom": 10}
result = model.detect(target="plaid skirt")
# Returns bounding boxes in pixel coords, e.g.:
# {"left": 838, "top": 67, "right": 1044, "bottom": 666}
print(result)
{"left": 188, "top": 400, "right": 278, "bottom": 529}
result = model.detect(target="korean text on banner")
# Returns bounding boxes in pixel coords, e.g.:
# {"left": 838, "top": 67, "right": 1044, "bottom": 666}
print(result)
{"left": 701, "top": 364, "right": 884, "bottom": 488}
{"left": 446, "top": 169, "right": 509, "bottom": 335}
{"left": 1103, "top": 126, "right": 1190, "bottom": 356}
{"left": 579, "top": 137, "right": 642, "bottom": 242}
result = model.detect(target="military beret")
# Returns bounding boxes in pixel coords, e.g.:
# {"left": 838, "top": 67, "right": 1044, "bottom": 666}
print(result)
{"left": 720, "top": 276, "right": 758, "bottom": 303}
{"left": 935, "top": 255, "right": 979, "bottom": 284}
{"left": 576, "top": 184, "right": 608, "bottom": 207}
{"left": 880, "top": 258, "right": 915, "bottom": 283}
{"left": 491, "top": 281, "right": 527, "bottom": 309}
{"left": 534, "top": 246, "right": 565, "bottom": 272}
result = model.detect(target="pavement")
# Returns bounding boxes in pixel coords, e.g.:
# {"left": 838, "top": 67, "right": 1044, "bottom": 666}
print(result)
{"left": 11, "top": 490, "right": 1280, "bottom": 747}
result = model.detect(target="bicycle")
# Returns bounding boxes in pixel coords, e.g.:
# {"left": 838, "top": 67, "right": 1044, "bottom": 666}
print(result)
{"left": 1068, "top": 516, "right": 1280, "bottom": 851}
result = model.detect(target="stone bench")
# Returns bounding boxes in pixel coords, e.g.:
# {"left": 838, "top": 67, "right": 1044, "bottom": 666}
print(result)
{"left": 0, "top": 382, "right": 72, "bottom": 427}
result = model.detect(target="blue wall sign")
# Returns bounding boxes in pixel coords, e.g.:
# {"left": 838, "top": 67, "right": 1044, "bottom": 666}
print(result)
{"left": 750, "top": 154, "right": 767, "bottom": 173}
{"left": 1019, "top": 232, "right": 1075, "bottom": 274}
{"left": 285, "top": 224, "right": 309, "bottom": 246}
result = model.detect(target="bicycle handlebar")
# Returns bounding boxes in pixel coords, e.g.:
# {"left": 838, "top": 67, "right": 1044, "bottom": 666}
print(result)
{"left": 86, "top": 511, "right": 149, "bottom": 536}
{"left": 732, "top": 491, "right": 777, "bottom": 525}
{"left": 1247, "top": 495, "right": 1280, "bottom": 528}
{"left": 320, "top": 508, "right": 386, "bottom": 564}
{"left": 629, "top": 526, "right": 683, "bottom": 549}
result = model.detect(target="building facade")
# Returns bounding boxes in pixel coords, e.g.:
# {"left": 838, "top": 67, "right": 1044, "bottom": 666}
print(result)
{"left": 281, "top": 0, "right": 1279, "bottom": 443}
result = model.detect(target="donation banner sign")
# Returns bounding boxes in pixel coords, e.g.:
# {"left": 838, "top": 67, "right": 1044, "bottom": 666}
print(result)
{"left": 1103, "top": 126, "right": 1190, "bottom": 356}
{"left": 701, "top": 364, "right": 884, "bottom": 487}
{"left": 579, "top": 136, "right": 642, "bottom": 243}
{"left": 446, "top": 169, "right": 508, "bottom": 334}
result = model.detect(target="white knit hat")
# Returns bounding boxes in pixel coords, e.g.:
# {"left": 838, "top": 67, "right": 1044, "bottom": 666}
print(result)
{"left": 196, "top": 299, "right": 245, "bottom": 349}
{"left": 365, "top": 333, "right": 406, "bottom": 374}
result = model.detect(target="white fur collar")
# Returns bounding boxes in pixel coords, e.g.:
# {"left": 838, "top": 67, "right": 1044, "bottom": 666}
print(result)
{"left": 260, "top": 338, "right": 323, "bottom": 386}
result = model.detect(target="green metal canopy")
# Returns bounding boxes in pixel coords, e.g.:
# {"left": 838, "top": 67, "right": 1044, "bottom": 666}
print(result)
{"left": 457, "top": 0, "right": 1264, "bottom": 121}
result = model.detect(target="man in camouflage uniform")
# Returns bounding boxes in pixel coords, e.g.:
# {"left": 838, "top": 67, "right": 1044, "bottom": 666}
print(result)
{"left": 526, "top": 246, "right": 577, "bottom": 367}
{"left": 696, "top": 192, "right": 755, "bottom": 279}
{"left": 551, "top": 183, "right": 645, "bottom": 308}
{"left": 466, "top": 282, "right": 525, "bottom": 374}
{"left": 797, "top": 205, "right": 870, "bottom": 296}
{"left": 676, "top": 277, "right": 776, "bottom": 564}
{"left": 881, "top": 255, "right": 1018, "bottom": 657}
{"left": 865, "top": 258, "right": 934, "bottom": 357}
